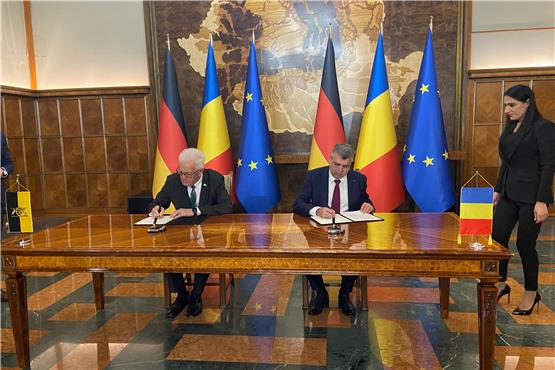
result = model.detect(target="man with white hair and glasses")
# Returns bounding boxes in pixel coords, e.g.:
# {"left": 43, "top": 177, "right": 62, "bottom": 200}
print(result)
{"left": 149, "top": 148, "right": 232, "bottom": 317}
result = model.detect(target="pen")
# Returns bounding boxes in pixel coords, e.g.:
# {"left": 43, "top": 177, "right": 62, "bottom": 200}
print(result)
{"left": 331, "top": 216, "right": 335, "bottom": 227}
{"left": 152, "top": 216, "right": 158, "bottom": 227}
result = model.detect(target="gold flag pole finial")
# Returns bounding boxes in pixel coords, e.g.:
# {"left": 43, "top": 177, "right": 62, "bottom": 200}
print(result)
{"left": 429, "top": 16, "right": 433, "bottom": 32}
{"left": 166, "top": 33, "right": 170, "bottom": 51}
{"left": 328, "top": 23, "right": 332, "bottom": 39}
{"left": 210, "top": 32, "right": 213, "bottom": 45}
{"left": 380, "top": 20, "right": 384, "bottom": 35}
{"left": 252, "top": 29, "right": 255, "bottom": 45}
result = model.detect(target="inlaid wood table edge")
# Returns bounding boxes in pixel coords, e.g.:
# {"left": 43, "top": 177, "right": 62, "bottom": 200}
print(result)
{"left": 1, "top": 213, "right": 510, "bottom": 369}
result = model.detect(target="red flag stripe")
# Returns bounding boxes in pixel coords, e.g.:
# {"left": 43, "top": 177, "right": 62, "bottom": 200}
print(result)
{"left": 157, "top": 100, "right": 188, "bottom": 171}
{"left": 313, "top": 90, "right": 346, "bottom": 159}
{"left": 359, "top": 146, "right": 404, "bottom": 211}
{"left": 205, "top": 147, "right": 234, "bottom": 175}
{"left": 460, "top": 219, "right": 493, "bottom": 235}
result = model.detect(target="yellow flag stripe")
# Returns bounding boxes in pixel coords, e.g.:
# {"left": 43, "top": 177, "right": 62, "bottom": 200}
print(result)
{"left": 198, "top": 96, "right": 231, "bottom": 163}
{"left": 308, "top": 137, "right": 329, "bottom": 170}
{"left": 152, "top": 148, "right": 175, "bottom": 213}
{"left": 17, "top": 191, "right": 33, "bottom": 232}
{"left": 460, "top": 203, "right": 493, "bottom": 220}
{"left": 354, "top": 91, "right": 397, "bottom": 169}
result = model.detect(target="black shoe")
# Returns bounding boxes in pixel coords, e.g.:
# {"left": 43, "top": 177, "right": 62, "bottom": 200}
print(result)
{"left": 167, "top": 294, "right": 189, "bottom": 318}
{"left": 307, "top": 290, "right": 329, "bottom": 315}
{"left": 512, "top": 293, "right": 541, "bottom": 316}
{"left": 497, "top": 284, "right": 511, "bottom": 303}
{"left": 338, "top": 295, "right": 355, "bottom": 317}
{"left": 186, "top": 296, "right": 203, "bottom": 317}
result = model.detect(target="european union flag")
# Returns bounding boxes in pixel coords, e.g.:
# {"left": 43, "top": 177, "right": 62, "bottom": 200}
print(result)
{"left": 235, "top": 40, "right": 281, "bottom": 212}
{"left": 402, "top": 29, "right": 456, "bottom": 212}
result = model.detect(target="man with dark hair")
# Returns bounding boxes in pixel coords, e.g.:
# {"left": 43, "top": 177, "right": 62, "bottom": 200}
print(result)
{"left": 293, "top": 143, "right": 374, "bottom": 316}
{"left": 149, "top": 148, "right": 232, "bottom": 318}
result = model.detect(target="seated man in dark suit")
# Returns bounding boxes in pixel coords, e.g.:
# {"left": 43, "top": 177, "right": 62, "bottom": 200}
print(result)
{"left": 149, "top": 148, "right": 232, "bottom": 317}
{"left": 293, "top": 143, "right": 374, "bottom": 317}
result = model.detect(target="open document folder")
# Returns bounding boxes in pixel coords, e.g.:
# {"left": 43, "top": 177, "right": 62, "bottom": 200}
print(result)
{"left": 310, "top": 211, "right": 384, "bottom": 225}
{"left": 134, "top": 215, "right": 173, "bottom": 226}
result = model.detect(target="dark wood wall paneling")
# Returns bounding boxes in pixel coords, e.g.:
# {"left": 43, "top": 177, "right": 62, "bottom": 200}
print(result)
{"left": 464, "top": 71, "right": 555, "bottom": 212}
{"left": 1, "top": 87, "right": 153, "bottom": 212}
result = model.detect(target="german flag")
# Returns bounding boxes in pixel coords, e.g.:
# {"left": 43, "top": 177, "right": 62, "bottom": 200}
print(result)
{"left": 197, "top": 37, "right": 234, "bottom": 198}
{"left": 5, "top": 191, "right": 33, "bottom": 233}
{"left": 459, "top": 187, "right": 493, "bottom": 235}
{"left": 152, "top": 48, "right": 188, "bottom": 212}
{"left": 308, "top": 36, "right": 345, "bottom": 170}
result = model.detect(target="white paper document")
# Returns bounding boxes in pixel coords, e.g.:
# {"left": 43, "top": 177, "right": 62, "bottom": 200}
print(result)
{"left": 340, "top": 211, "right": 383, "bottom": 222}
{"left": 310, "top": 211, "right": 383, "bottom": 225}
{"left": 134, "top": 215, "right": 173, "bottom": 226}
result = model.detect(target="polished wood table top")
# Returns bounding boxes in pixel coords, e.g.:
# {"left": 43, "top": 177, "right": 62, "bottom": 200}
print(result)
{"left": 1, "top": 213, "right": 509, "bottom": 260}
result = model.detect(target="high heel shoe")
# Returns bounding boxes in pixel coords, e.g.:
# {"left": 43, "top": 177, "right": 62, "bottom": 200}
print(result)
{"left": 512, "top": 293, "right": 541, "bottom": 315}
{"left": 497, "top": 284, "right": 511, "bottom": 303}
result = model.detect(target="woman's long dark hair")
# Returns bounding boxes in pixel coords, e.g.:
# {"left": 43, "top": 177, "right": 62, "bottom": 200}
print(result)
{"left": 504, "top": 85, "right": 543, "bottom": 135}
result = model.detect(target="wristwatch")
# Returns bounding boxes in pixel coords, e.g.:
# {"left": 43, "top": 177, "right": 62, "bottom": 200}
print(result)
{"left": 192, "top": 207, "right": 199, "bottom": 216}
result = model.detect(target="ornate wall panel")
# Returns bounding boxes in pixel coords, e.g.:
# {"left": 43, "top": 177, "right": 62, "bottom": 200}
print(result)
{"left": 464, "top": 71, "right": 555, "bottom": 212}
{"left": 1, "top": 87, "right": 153, "bottom": 212}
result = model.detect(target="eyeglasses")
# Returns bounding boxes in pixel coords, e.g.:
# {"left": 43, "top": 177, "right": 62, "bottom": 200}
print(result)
{"left": 176, "top": 168, "right": 202, "bottom": 178}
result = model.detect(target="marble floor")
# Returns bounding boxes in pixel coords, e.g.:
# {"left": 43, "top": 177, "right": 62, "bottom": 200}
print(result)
{"left": 1, "top": 217, "right": 554, "bottom": 369}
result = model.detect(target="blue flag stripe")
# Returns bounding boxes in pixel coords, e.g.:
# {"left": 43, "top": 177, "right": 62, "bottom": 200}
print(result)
{"left": 461, "top": 187, "right": 493, "bottom": 204}
{"left": 202, "top": 41, "right": 221, "bottom": 107}
{"left": 366, "top": 33, "right": 389, "bottom": 106}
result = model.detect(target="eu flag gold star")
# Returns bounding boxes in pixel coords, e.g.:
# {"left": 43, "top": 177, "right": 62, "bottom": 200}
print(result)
{"left": 246, "top": 92, "right": 253, "bottom": 102}
{"left": 442, "top": 150, "right": 449, "bottom": 160}
{"left": 265, "top": 155, "right": 273, "bottom": 164}
{"left": 248, "top": 160, "right": 258, "bottom": 170}
{"left": 403, "top": 144, "right": 407, "bottom": 152}
{"left": 419, "top": 83, "right": 429, "bottom": 94}
{"left": 237, "top": 158, "right": 242, "bottom": 167}
{"left": 407, "top": 154, "right": 415, "bottom": 163}
{"left": 423, "top": 156, "right": 434, "bottom": 167}
{"left": 254, "top": 303, "right": 262, "bottom": 311}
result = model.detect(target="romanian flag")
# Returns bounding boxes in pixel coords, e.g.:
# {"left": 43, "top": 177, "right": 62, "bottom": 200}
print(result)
{"left": 308, "top": 37, "right": 345, "bottom": 170}
{"left": 459, "top": 187, "right": 493, "bottom": 235}
{"left": 152, "top": 48, "right": 188, "bottom": 211}
{"left": 197, "top": 38, "right": 234, "bottom": 196}
{"left": 5, "top": 191, "right": 33, "bottom": 233}
{"left": 354, "top": 33, "right": 404, "bottom": 211}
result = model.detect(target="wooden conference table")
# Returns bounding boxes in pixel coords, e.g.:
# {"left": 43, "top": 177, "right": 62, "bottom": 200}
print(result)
{"left": 1, "top": 213, "right": 510, "bottom": 369}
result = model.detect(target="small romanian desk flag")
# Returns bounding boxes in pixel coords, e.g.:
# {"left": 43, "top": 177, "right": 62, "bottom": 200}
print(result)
{"left": 458, "top": 174, "right": 494, "bottom": 245}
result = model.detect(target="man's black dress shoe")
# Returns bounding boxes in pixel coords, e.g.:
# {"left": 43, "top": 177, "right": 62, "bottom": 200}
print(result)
{"left": 167, "top": 295, "right": 188, "bottom": 318}
{"left": 307, "top": 290, "right": 329, "bottom": 315}
{"left": 186, "top": 296, "right": 203, "bottom": 317}
{"left": 338, "top": 295, "right": 355, "bottom": 317}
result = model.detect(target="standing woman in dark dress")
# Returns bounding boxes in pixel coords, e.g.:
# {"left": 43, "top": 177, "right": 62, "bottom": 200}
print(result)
{"left": 493, "top": 84, "right": 555, "bottom": 315}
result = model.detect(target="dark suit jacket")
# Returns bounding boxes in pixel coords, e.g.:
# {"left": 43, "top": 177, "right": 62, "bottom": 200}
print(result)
{"left": 1, "top": 134, "right": 14, "bottom": 176}
{"left": 148, "top": 169, "right": 232, "bottom": 216}
{"left": 292, "top": 166, "right": 372, "bottom": 217}
{"left": 495, "top": 118, "right": 555, "bottom": 205}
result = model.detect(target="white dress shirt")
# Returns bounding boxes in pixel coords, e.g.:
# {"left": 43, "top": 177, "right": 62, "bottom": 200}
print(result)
{"left": 187, "top": 174, "right": 203, "bottom": 215}
{"left": 309, "top": 170, "right": 349, "bottom": 216}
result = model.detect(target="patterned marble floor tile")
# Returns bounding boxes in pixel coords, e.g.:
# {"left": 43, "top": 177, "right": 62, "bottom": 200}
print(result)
{"left": 48, "top": 303, "right": 97, "bottom": 321}
{"left": 47, "top": 342, "right": 126, "bottom": 370}
{"left": 27, "top": 273, "right": 91, "bottom": 311}
{"left": 106, "top": 282, "right": 164, "bottom": 297}
{"left": 373, "top": 318, "right": 441, "bottom": 370}
{"left": 304, "top": 309, "right": 352, "bottom": 328}
{"left": 495, "top": 346, "right": 555, "bottom": 370}
{"left": 538, "top": 272, "right": 554, "bottom": 285}
{"left": 443, "top": 311, "right": 501, "bottom": 334}
{"left": 172, "top": 308, "right": 223, "bottom": 325}
{"left": 85, "top": 312, "right": 156, "bottom": 343}
{"left": 367, "top": 286, "right": 455, "bottom": 304}
{"left": 167, "top": 334, "right": 327, "bottom": 366}
{"left": 242, "top": 275, "right": 295, "bottom": 316}
{"left": 1, "top": 328, "right": 47, "bottom": 353}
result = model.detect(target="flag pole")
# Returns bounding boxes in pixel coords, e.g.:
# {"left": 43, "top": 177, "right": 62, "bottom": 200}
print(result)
{"left": 328, "top": 23, "right": 332, "bottom": 39}
{"left": 210, "top": 32, "right": 213, "bottom": 45}
{"left": 429, "top": 16, "right": 433, "bottom": 32}
{"left": 252, "top": 29, "right": 255, "bottom": 45}
{"left": 166, "top": 33, "right": 170, "bottom": 50}
{"left": 380, "top": 20, "right": 384, "bottom": 35}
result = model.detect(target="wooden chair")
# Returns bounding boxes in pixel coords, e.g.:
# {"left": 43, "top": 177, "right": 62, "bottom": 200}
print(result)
{"left": 301, "top": 275, "right": 368, "bottom": 310}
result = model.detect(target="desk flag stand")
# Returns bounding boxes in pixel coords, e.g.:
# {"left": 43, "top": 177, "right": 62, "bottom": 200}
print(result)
{"left": 5, "top": 174, "right": 34, "bottom": 244}
{"left": 458, "top": 171, "right": 494, "bottom": 249}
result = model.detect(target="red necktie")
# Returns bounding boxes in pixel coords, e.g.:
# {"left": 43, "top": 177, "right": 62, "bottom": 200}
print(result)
{"left": 331, "top": 179, "right": 341, "bottom": 213}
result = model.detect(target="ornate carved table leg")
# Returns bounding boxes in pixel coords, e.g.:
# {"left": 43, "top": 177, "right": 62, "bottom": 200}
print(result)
{"left": 92, "top": 272, "right": 105, "bottom": 311}
{"left": 6, "top": 272, "right": 30, "bottom": 367}
{"left": 477, "top": 279, "right": 497, "bottom": 370}
{"left": 439, "top": 277, "right": 450, "bottom": 319}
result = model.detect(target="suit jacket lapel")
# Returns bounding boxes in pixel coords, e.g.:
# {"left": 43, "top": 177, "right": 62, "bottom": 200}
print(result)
{"left": 501, "top": 121, "right": 526, "bottom": 162}
{"left": 198, "top": 172, "right": 210, "bottom": 206}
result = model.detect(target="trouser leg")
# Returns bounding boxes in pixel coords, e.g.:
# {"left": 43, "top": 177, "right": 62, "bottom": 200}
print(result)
{"left": 339, "top": 275, "right": 357, "bottom": 297}
{"left": 515, "top": 203, "right": 542, "bottom": 291}
{"left": 191, "top": 273, "right": 210, "bottom": 297}
{"left": 492, "top": 197, "right": 518, "bottom": 281}
{"left": 306, "top": 275, "right": 325, "bottom": 293}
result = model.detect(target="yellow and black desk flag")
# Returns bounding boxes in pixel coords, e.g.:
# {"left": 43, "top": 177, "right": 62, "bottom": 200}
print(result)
{"left": 5, "top": 191, "right": 33, "bottom": 233}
